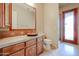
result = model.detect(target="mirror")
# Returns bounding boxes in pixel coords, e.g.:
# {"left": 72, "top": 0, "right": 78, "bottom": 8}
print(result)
{"left": 0, "top": 3, "right": 36, "bottom": 31}
{"left": 12, "top": 3, "right": 36, "bottom": 30}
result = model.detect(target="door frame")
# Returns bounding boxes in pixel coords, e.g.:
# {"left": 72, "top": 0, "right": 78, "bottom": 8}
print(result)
{"left": 62, "top": 8, "right": 78, "bottom": 45}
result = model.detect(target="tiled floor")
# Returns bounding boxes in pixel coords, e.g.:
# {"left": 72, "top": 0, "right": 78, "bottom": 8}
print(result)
{"left": 40, "top": 42, "right": 79, "bottom": 56}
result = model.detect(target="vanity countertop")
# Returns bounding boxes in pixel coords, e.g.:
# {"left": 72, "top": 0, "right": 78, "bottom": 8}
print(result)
{"left": 0, "top": 33, "right": 45, "bottom": 49}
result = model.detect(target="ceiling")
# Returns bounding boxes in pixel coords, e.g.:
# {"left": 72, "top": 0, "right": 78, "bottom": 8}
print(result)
{"left": 59, "top": 3, "right": 78, "bottom": 8}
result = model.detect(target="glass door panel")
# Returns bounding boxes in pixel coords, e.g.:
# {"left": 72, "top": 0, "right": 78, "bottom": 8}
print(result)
{"left": 64, "top": 11, "right": 74, "bottom": 40}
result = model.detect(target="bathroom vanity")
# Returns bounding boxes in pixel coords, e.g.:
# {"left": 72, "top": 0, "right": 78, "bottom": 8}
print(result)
{"left": 0, "top": 33, "right": 44, "bottom": 56}
{"left": 0, "top": 3, "right": 44, "bottom": 56}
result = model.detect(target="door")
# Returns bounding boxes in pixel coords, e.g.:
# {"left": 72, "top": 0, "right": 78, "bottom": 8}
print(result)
{"left": 63, "top": 8, "right": 78, "bottom": 44}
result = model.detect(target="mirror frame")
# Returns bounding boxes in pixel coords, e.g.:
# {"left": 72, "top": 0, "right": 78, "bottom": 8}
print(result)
{"left": 9, "top": 3, "right": 36, "bottom": 32}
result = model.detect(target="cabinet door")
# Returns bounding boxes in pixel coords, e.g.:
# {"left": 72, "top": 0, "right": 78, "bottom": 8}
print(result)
{"left": 26, "top": 39, "right": 36, "bottom": 48}
{"left": 26, "top": 45, "right": 36, "bottom": 56}
{"left": 0, "top": 3, "right": 5, "bottom": 27}
{"left": 3, "top": 43, "right": 24, "bottom": 56}
{"left": 37, "top": 37, "right": 43, "bottom": 55}
{"left": 10, "top": 49, "right": 24, "bottom": 56}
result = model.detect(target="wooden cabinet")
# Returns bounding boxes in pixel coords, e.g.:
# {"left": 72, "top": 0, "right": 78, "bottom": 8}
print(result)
{"left": 26, "top": 45, "right": 36, "bottom": 56}
{"left": 0, "top": 36, "right": 44, "bottom": 56}
{"left": 26, "top": 39, "right": 36, "bottom": 47}
{"left": 25, "top": 37, "right": 43, "bottom": 56}
{"left": 0, "top": 3, "right": 5, "bottom": 27}
{"left": 10, "top": 49, "right": 24, "bottom": 56}
{"left": 37, "top": 37, "right": 43, "bottom": 55}
{"left": 25, "top": 39, "right": 36, "bottom": 56}
{"left": 3, "top": 43, "right": 24, "bottom": 56}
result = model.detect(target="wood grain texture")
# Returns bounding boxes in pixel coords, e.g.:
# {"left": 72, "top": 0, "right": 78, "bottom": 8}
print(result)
{"left": 26, "top": 45, "right": 36, "bottom": 56}
{"left": 10, "top": 49, "right": 24, "bottom": 56}
{"left": 9, "top": 3, "right": 12, "bottom": 31}
{"left": 0, "top": 3, "right": 3, "bottom": 27}
{"left": 3, "top": 43, "right": 24, "bottom": 56}
{"left": 0, "top": 29, "right": 35, "bottom": 39}
{"left": 36, "top": 37, "right": 43, "bottom": 55}
{"left": 0, "top": 36, "right": 44, "bottom": 56}
{"left": 26, "top": 39, "right": 36, "bottom": 48}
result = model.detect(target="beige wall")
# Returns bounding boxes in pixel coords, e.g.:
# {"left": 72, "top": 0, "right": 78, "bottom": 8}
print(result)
{"left": 44, "top": 3, "right": 59, "bottom": 48}
{"left": 59, "top": 4, "right": 79, "bottom": 44}
{"left": 35, "top": 3, "right": 44, "bottom": 33}
{"left": 35, "top": 3, "right": 59, "bottom": 48}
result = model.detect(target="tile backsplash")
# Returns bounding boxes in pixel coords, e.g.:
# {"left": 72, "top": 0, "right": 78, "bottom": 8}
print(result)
{"left": 0, "top": 29, "right": 35, "bottom": 39}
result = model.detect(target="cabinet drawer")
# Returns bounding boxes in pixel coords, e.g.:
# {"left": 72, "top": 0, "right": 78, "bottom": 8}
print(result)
{"left": 3, "top": 43, "right": 24, "bottom": 55}
{"left": 10, "top": 49, "right": 24, "bottom": 56}
{"left": 26, "top": 45, "right": 36, "bottom": 56}
{"left": 26, "top": 39, "right": 36, "bottom": 47}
